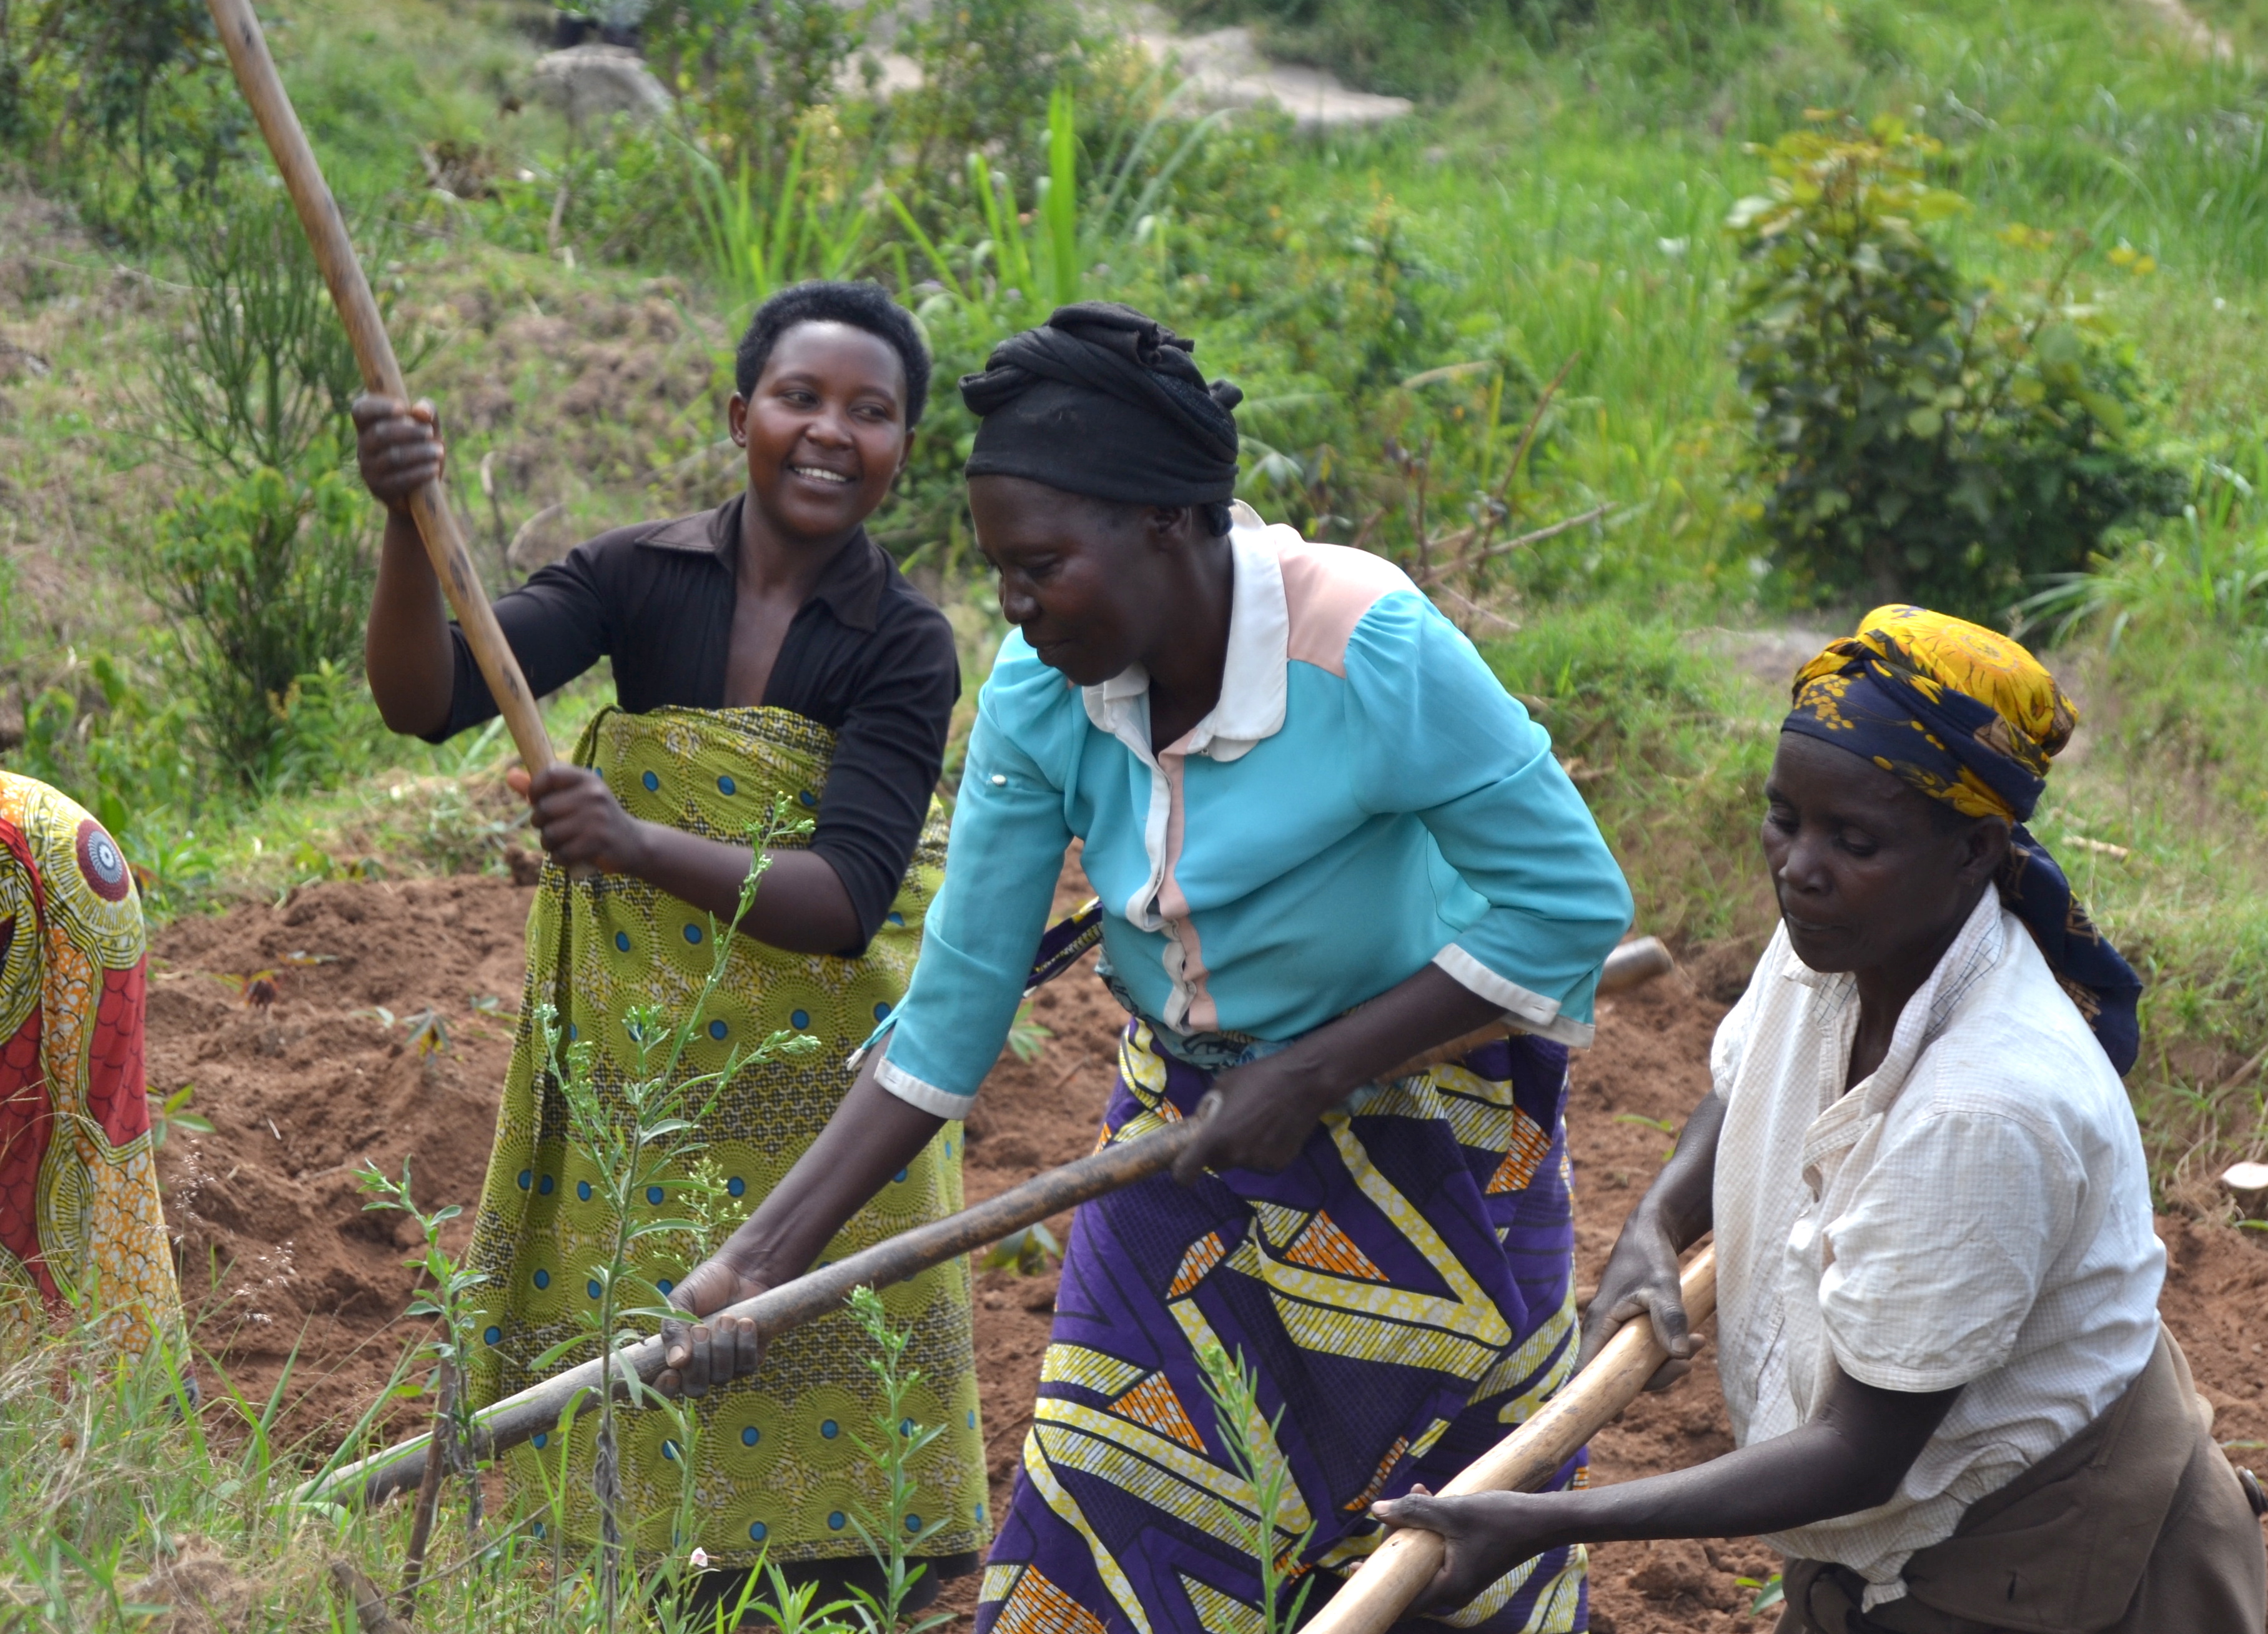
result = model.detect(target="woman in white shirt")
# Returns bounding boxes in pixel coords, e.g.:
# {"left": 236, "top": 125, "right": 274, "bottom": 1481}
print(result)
{"left": 1374, "top": 607, "right": 2267, "bottom": 1633}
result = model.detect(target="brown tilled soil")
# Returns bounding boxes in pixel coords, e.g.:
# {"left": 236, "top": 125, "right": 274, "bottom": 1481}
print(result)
{"left": 149, "top": 871, "right": 2268, "bottom": 1631}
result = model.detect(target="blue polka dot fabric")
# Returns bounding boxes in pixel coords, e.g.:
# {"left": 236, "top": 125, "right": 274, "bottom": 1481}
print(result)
{"left": 459, "top": 704, "right": 978, "bottom": 1568}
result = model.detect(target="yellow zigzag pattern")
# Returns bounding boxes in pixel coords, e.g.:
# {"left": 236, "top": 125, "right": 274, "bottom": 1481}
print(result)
{"left": 1041, "top": 1344, "right": 1148, "bottom": 1399}
{"left": 1179, "top": 1574, "right": 1266, "bottom": 1634}
{"left": 1014, "top": 1035, "right": 1577, "bottom": 1630}
{"left": 991, "top": 1563, "right": 1111, "bottom": 1634}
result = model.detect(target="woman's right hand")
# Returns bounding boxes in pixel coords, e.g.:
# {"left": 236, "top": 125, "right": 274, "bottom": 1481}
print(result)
{"left": 352, "top": 394, "right": 444, "bottom": 512}
{"left": 656, "top": 1251, "right": 770, "bottom": 1398}
{"left": 1576, "top": 1211, "right": 1700, "bottom": 1391}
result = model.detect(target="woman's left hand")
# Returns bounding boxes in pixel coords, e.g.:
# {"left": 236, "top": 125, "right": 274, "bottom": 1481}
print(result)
{"left": 506, "top": 765, "right": 651, "bottom": 874}
{"left": 1170, "top": 1051, "right": 1344, "bottom": 1184}
{"left": 1370, "top": 1487, "right": 1560, "bottom": 1614}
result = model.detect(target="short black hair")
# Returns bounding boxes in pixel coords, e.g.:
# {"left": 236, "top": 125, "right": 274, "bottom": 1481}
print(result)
{"left": 733, "top": 280, "right": 931, "bottom": 428}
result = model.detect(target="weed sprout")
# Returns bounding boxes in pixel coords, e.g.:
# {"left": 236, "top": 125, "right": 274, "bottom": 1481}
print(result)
{"left": 1196, "top": 1343, "right": 1317, "bottom": 1634}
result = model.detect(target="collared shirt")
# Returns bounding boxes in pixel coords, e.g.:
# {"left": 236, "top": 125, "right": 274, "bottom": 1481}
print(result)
{"left": 872, "top": 503, "right": 1633, "bottom": 1117}
{"left": 1711, "top": 889, "right": 2165, "bottom": 1605}
{"left": 432, "top": 493, "right": 959, "bottom": 948}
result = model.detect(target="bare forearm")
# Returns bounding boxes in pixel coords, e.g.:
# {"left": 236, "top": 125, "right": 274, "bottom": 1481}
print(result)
{"left": 628, "top": 828, "right": 863, "bottom": 954}
{"left": 1469, "top": 1418, "right": 1920, "bottom": 1555}
{"left": 1174, "top": 963, "right": 1510, "bottom": 1180}
{"left": 1375, "top": 1368, "right": 1960, "bottom": 1608}
{"left": 1280, "top": 964, "right": 1507, "bottom": 1110}
{"left": 365, "top": 505, "right": 457, "bottom": 736}
{"left": 723, "top": 1069, "right": 941, "bottom": 1286}
{"left": 1635, "top": 1087, "right": 1724, "bottom": 1250}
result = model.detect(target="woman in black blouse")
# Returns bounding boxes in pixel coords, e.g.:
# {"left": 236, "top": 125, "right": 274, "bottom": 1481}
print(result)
{"left": 353, "top": 282, "right": 982, "bottom": 1620}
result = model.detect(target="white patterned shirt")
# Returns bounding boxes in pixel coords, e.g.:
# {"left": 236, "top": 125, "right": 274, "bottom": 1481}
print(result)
{"left": 1710, "top": 889, "right": 2164, "bottom": 1605}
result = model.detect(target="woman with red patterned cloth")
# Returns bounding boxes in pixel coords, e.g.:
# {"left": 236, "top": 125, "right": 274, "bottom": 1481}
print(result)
{"left": 0, "top": 770, "right": 184, "bottom": 1362}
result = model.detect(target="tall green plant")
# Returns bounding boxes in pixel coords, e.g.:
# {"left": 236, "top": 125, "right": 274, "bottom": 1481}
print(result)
{"left": 146, "top": 467, "right": 372, "bottom": 788}
{"left": 1195, "top": 1344, "right": 1315, "bottom": 1634}
{"left": 137, "top": 191, "right": 403, "bottom": 789}
{"left": 890, "top": 85, "right": 1214, "bottom": 327}
{"left": 686, "top": 125, "right": 878, "bottom": 312}
{"left": 1728, "top": 114, "right": 2184, "bottom": 622}
{"left": 150, "top": 191, "right": 373, "bottom": 480}
{"left": 841, "top": 1285, "right": 956, "bottom": 1634}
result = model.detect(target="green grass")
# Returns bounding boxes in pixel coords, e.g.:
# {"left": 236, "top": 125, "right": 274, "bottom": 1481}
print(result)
{"left": 7, "top": 0, "right": 2268, "bottom": 1612}
{"left": 3, "top": 0, "right": 2259, "bottom": 1158}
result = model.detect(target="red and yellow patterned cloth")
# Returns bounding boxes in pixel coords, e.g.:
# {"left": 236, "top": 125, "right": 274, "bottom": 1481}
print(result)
{"left": 0, "top": 771, "right": 182, "bottom": 1358}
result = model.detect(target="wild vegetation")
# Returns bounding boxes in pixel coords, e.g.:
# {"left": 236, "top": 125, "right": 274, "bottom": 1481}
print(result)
{"left": 2, "top": 0, "right": 2268, "bottom": 1623}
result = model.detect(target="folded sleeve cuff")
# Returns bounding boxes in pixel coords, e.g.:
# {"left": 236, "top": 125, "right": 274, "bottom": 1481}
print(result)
{"left": 1432, "top": 944, "right": 1597, "bottom": 1049}
{"left": 874, "top": 1047, "right": 978, "bottom": 1121}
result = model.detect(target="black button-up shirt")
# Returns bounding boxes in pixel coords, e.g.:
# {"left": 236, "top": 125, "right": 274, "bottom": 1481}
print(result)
{"left": 433, "top": 493, "right": 960, "bottom": 949}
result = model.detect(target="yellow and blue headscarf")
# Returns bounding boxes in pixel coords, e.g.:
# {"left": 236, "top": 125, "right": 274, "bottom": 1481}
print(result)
{"left": 1784, "top": 605, "right": 2142, "bottom": 1074}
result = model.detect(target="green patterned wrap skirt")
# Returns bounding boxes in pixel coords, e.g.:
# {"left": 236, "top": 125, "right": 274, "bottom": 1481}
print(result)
{"left": 463, "top": 705, "right": 988, "bottom": 1570}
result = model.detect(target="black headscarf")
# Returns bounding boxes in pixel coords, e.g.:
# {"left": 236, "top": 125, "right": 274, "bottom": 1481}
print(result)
{"left": 959, "top": 302, "right": 1243, "bottom": 505}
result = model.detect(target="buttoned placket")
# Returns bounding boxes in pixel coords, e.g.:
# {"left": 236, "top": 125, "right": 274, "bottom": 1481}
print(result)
{"left": 1778, "top": 895, "right": 2009, "bottom": 1419}
{"left": 1078, "top": 515, "right": 1291, "bottom": 1030}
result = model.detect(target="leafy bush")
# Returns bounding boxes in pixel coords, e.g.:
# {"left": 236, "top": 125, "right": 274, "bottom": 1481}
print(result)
{"left": 147, "top": 468, "right": 374, "bottom": 788}
{"left": 140, "top": 191, "right": 389, "bottom": 788}
{"left": 1728, "top": 116, "right": 2184, "bottom": 623}
{"left": 644, "top": 0, "right": 871, "bottom": 186}
{"left": 0, "top": 0, "right": 241, "bottom": 237}
{"left": 890, "top": 0, "right": 1091, "bottom": 186}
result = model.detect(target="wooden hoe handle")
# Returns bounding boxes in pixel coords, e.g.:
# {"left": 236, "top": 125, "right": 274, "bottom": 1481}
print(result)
{"left": 297, "top": 1119, "right": 1208, "bottom": 1511}
{"left": 1302, "top": 1245, "right": 1719, "bottom": 1634}
{"left": 295, "top": 951, "right": 1685, "bottom": 1512}
{"left": 204, "top": 0, "right": 559, "bottom": 780}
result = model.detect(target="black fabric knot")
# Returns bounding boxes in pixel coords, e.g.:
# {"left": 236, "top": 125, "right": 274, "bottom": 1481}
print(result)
{"left": 959, "top": 302, "right": 1242, "bottom": 506}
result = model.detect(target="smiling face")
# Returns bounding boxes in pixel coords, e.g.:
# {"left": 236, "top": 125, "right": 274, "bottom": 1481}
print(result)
{"left": 729, "top": 320, "right": 909, "bottom": 545}
{"left": 1761, "top": 731, "right": 2009, "bottom": 976}
{"left": 967, "top": 475, "right": 1201, "bottom": 687}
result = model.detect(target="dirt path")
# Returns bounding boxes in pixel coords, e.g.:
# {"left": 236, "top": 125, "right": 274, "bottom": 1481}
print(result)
{"left": 150, "top": 873, "right": 2268, "bottom": 1629}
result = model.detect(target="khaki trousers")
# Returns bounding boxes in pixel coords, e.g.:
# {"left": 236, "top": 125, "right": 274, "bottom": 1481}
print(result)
{"left": 1778, "top": 1331, "right": 2267, "bottom": 1634}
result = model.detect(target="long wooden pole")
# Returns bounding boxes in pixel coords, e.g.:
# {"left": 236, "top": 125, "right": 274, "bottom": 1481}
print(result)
{"left": 297, "top": 1117, "right": 1205, "bottom": 1511}
{"left": 296, "top": 939, "right": 1679, "bottom": 1511}
{"left": 1301, "top": 1247, "right": 1719, "bottom": 1634}
{"left": 204, "top": 0, "right": 560, "bottom": 781}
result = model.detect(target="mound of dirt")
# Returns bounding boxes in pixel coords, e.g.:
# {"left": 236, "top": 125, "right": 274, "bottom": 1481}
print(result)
{"left": 151, "top": 876, "right": 537, "bottom": 1440}
{"left": 147, "top": 871, "right": 2267, "bottom": 1632}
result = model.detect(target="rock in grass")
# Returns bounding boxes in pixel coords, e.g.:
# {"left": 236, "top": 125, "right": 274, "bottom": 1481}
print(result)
{"left": 530, "top": 45, "right": 670, "bottom": 128}
{"left": 2222, "top": 1160, "right": 2268, "bottom": 1219}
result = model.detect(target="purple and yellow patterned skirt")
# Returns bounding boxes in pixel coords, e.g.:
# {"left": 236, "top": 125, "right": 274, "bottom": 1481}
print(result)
{"left": 976, "top": 1015, "right": 1590, "bottom": 1634}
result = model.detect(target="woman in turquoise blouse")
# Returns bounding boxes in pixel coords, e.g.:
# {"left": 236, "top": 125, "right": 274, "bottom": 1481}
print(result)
{"left": 663, "top": 304, "right": 1633, "bottom": 1634}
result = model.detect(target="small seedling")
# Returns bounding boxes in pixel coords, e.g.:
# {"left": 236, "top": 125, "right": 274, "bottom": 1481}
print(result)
{"left": 1737, "top": 1571, "right": 1785, "bottom": 1612}
{"left": 146, "top": 1084, "right": 214, "bottom": 1149}
{"left": 979, "top": 1223, "right": 1061, "bottom": 1277}
{"left": 1006, "top": 996, "right": 1051, "bottom": 1064}
{"left": 1196, "top": 1344, "right": 1315, "bottom": 1634}
{"left": 402, "top": 1006, "right": 451, "bottom": 1059}
{"left": 209, "top": 967, "right": 281, "bottom": 1009}
{"left": 355, "top": 1156, "right": 491, "bottom": 1613}
{"left": 842, "top": 1284, "right": 953, "bottom": 1634}
{"left": 1613, "top": 1112, "right": 1681, "bottom": 1162}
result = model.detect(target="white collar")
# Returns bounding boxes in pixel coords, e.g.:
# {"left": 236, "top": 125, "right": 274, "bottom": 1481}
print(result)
{"left": 1081, "top": 502, "right": 1290, "bottom": 765}
{"left": 1789, "top": 888, "right": 2007, "bottom": 1139}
